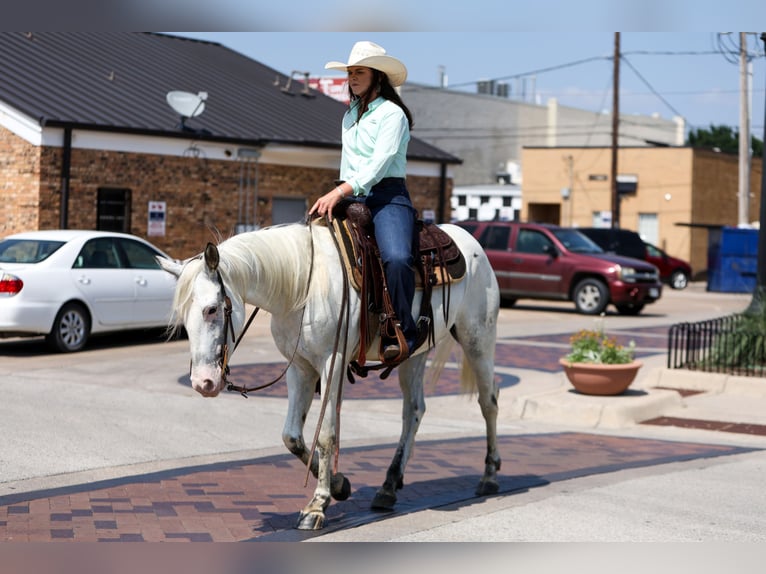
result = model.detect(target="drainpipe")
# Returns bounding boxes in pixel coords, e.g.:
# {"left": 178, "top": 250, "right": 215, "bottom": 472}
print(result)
{"left": 438, "top": 162, "right": 447, "bottom": 223}
{"left": 59, "top": 127, "right": 72, "bottom": 229}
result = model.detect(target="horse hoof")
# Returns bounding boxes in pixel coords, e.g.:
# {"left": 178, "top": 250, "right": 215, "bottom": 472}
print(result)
{"left": 331, "top": 473, "right": 351, "bottom": 501}
{"left": 371, "top": 490, "right": 396, "bottom": 510}
{"left": 296, "top": 511, "right": 325, "bottom": 531}
{"left": 476, "top": 479, "right": 499, "bottom": 496}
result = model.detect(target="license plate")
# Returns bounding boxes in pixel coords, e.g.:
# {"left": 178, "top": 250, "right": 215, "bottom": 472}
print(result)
{"left": 649, "top": 288, "right": 659, "bottom": 298}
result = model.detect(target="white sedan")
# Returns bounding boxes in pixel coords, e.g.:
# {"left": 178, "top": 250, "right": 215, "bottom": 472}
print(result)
{"left": 0, "top": 230, "right": 178, "bottom": 352}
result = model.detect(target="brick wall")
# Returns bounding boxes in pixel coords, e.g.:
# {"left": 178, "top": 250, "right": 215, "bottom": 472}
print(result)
{"left": 4, "top": 128, "right": 447, "bottom": 259}
{"left": 0, "top": 125, "right": 42, "bottom": 232}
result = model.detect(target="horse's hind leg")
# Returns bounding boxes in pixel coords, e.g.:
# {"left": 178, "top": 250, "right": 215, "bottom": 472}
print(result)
{"left": 475, "top": 359, "right": 502, "bottom": 497}
{"left": 454, "top": 297, "right": 501, "bottom": 496}
{"left": 371, "top": 353, "right": 428, "bottom": 510}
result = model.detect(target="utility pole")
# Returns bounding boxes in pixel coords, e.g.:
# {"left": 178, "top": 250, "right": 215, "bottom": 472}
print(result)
{"left": 739, "top": 32, "right": 751, "bottom": 226}
{"left": 751, "top": 32, "right": 766, "bottom": 315}
{"left": 611, "top": 32, "right": 620, "bottom": 229}
{"left": 567, "top": 154, "right": 574, "bottom": 226}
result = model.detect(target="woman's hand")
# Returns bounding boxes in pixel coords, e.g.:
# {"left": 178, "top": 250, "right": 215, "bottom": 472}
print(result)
{"left": 309, "top": 185, "right": 347, "bottom": 222}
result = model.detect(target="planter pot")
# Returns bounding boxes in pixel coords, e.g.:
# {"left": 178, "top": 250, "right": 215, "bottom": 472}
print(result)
{"left": 559, "top": 358, "right": 643, "bottom": 396}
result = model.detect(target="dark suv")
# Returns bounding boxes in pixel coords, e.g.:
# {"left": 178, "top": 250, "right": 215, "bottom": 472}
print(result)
{"left": 456, "top": 221, "right": 662, "bottom": 315}
{"left": 577, "top": 227, "right": 692, "bottom": 290}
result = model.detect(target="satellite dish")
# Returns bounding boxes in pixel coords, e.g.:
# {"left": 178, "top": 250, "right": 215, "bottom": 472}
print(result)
{"left": 166, "top": 91, "right": 207, "bottom": 131}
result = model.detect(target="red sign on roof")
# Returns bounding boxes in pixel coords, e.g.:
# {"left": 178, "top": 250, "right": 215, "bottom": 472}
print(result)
{"left": 309, "top": 77, "right": 349, "bottom": 104}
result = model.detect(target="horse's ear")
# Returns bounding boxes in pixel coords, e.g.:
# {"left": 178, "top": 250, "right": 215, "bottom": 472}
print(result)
{"left": 157, "top": 256, "right": 183, "bottom": 278}
{"left": 204, "top": 243, "right": 220, "bottom": 272}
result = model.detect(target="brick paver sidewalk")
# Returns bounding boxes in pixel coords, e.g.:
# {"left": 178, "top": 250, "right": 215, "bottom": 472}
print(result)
{"left": 1, "top": 327, "right": 756, "bottom": 542}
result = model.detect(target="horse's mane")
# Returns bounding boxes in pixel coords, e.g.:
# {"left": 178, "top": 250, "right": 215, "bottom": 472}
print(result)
{"left": 172, "top": 223, "right": 326, "bottom": 326}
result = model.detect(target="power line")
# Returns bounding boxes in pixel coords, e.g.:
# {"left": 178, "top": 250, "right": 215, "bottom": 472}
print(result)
{"left": 447, "top": 55, "right": 611, "bottom": 89}
{"left": 620, "top": 55, "right": 686, "bottom": 121}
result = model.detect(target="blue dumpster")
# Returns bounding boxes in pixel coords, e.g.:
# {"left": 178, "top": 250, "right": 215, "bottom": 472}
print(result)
{"left": 707, "top": 227, "right": 758, "bottom": 293}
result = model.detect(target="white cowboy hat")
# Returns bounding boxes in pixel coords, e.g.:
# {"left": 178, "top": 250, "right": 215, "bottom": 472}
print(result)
{"left": 325, "top": 41, "right": 407, "bottom": 87}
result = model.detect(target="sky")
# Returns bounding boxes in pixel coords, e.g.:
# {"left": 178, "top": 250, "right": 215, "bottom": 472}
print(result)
{"left": 171, "top": 31, "right": 766, "bottom": 139}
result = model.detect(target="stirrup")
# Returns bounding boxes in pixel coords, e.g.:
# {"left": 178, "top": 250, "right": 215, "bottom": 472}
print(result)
{"left": 383, "top": 344, "right": 403, "bottom": 361}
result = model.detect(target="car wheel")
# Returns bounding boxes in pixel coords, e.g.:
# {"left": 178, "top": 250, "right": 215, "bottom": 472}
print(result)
{"left": 615, "top": 303, "right": 645, "bottom": 315}
{"left": 573, "top": 278, "right": 609, "bottom": 315}
{"left": 46, "top": 303, "right": 91, "bottom": 353}
{"left": 670, "top": 270, "right": 689, "bottom": 290}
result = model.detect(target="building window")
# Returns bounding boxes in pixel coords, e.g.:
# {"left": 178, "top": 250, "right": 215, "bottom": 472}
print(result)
{"left": 97, "top": 188, "right": 131, "bottom": 232}
{"left": 468, "top": 208, "right": 478, "bottom": 219}
{"left": 502, "top": 196, "right": 512, "bottom": 207}
{"left": 457, "top": 195, "right": 467, "bottom": 206}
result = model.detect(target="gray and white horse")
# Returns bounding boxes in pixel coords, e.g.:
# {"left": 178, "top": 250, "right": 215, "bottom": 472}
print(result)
{"left": 159, "top": 221, "right": 501, "bottom": 530}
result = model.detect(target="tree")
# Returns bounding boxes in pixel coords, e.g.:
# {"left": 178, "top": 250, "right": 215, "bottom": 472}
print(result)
{"left": 687, "top": 124, "right": 764, "bottom": 157}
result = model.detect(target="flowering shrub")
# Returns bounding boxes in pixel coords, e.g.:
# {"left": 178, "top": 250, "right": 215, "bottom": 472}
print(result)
{"left": 564, "top": 327, "right": 635, "bottom": 365}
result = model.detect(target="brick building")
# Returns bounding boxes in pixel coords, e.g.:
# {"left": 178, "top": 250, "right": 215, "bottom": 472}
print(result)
{"left": 521, "top": 146, "right": 764, "bottom": 277}
{"left": 0, "top": 33, "right": 459, "bottom": 259}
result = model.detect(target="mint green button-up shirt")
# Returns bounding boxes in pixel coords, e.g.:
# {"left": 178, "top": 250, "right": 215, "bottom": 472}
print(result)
{"left": 340, "top": 96, "right": 410, "bottom": 197}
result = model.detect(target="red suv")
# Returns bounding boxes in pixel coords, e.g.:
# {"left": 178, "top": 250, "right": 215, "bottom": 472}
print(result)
{"left": 456, "top": 221, "right": 663, "bottom": 315}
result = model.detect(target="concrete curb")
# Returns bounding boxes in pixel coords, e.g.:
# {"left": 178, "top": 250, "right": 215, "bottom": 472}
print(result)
{"left": 511, "top": 366, "right": 766, "bottom": 430}
{"left": 645, "top": 367, "right": 766, "bottom": 398}
{"left": 509, "top": 370, "right": 682, "bottom": 429}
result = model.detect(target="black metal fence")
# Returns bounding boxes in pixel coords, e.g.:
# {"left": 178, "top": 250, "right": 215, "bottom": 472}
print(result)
{"left": 667, "top": 314, "right": 766, "bottom": 377}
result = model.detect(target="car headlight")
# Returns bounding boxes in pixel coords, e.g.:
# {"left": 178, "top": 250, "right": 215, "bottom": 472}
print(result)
{"left": 617, "top": 266, "right": 638, "bottom": 282}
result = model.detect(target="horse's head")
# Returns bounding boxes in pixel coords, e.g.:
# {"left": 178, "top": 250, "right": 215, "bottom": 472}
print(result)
{"left": 159, "top": 243, "right": 245, "bottom": 397}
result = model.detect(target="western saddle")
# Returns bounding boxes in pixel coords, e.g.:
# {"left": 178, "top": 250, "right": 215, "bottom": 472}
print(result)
{"left": 319, "top": 200, "right": 466, "bottom": 374}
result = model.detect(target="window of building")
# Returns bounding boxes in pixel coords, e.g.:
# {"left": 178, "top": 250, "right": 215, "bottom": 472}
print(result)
{"left": 97, "top": 188, "right": 131, "bottom": 232}
{"left": 457, "top": 195, "right": 467, "bottom": 206}
{"left": 271, "top": 197, "right": 307, "bottom": 226}
{"left": 468, "top": 208, "right": 478, "bottom": 219}
{"left": 502, "top": 196, "right": 513, "bottom": 207}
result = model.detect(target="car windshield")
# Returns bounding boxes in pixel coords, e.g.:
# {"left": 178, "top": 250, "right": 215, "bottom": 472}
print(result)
{"left": 0, "top": 239, "right": 66, "bottom": 263}
{"left": 551, "top": 229, "right": 604, "bottom": 254}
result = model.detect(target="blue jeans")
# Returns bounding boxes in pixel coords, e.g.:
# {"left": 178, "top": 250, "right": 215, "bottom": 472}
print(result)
{"left": 365, "top": 178, "right": 418, "bottom": 348}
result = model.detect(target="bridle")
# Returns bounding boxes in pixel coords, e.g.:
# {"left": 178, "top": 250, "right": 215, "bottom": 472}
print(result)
{"left": 211, "top": 268, "right": 304, "bottom": 398}
{"left": 202, "top": 224, "right": 316, "bottom": 398}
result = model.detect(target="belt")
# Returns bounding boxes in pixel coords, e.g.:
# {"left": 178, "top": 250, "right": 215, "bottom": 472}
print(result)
{"left": 373, "top": 177, "right": 405, "bottom": 187}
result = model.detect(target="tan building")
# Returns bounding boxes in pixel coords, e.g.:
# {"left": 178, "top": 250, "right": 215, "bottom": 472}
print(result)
{"left": 521, "top": 146, "right": 763, "bottom": 278}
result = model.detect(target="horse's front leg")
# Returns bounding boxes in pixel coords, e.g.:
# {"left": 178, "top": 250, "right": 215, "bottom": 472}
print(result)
{"left": 282, "top": 361, "right": 350, "bottom": 530}
{"left": 372, "top": 354, "right": 428, "bottom": 510}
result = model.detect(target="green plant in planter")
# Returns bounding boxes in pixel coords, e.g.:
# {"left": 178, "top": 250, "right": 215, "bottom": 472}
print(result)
{"left": 564, "top": 325, "right": 635, "bottom": 365}
{"left": 709, "top": 312, "right": 766, "bottom": 371}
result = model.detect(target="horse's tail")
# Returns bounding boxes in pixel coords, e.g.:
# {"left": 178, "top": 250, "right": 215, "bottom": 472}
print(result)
{"left": 424, "top": 334, "right": 476, "bottom": 395}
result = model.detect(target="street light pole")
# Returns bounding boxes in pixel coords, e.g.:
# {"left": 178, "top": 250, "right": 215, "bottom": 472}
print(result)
{"left": 748, "top": 32, "right": 766, "bottom": 315}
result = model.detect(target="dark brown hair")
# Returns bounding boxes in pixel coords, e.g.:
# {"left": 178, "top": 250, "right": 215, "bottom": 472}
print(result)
{"left": 349, "top": 69, "right": 414, "bottom": 129}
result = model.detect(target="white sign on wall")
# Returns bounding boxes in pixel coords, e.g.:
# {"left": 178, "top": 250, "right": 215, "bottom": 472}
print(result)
{"left": 148, "top": 201, "right": 166, "bottom": 236}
